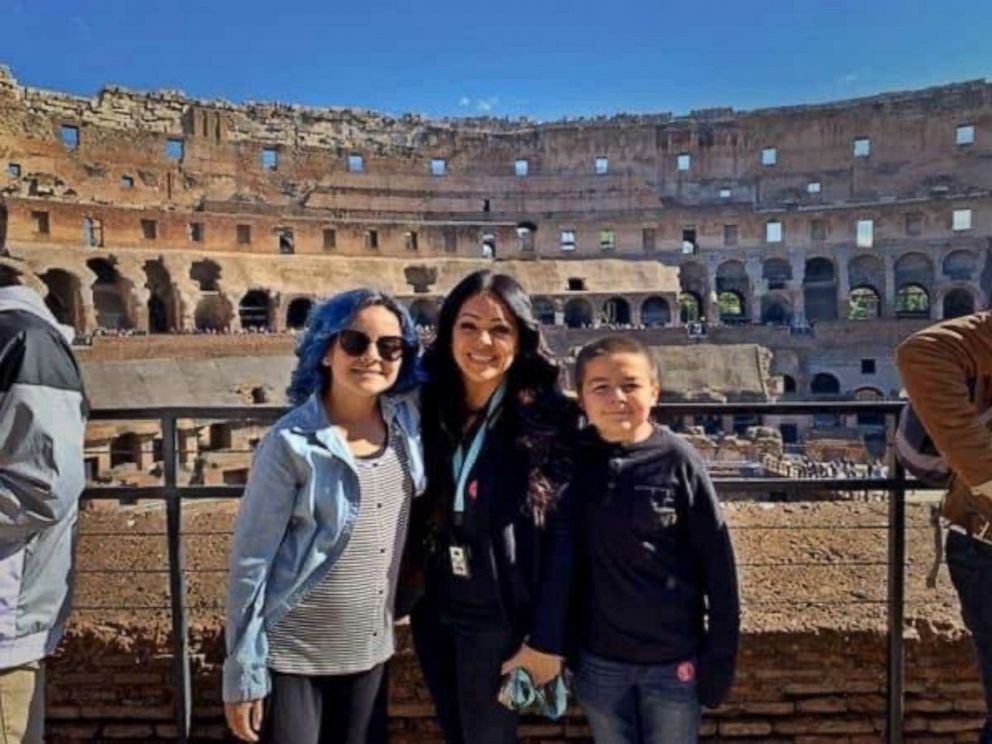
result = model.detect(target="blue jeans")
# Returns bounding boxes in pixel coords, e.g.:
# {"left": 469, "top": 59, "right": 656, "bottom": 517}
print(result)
{"left": 573, "top": 652, "right": 700, "bottom": 744}
{"left": 947, "top": 531, "right": 992, "bottom": 744}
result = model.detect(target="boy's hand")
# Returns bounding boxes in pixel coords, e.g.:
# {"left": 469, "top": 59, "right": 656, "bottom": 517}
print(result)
{"left": 501, "top": 644, "right": 562, "bottom": 686}
{"left": 225, "top": 699, "right": 265, "bottom": 742}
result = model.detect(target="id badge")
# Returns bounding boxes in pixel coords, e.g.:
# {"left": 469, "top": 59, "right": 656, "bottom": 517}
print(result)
{"left": 449, "top": 545, "right": 471, "bottom": 578}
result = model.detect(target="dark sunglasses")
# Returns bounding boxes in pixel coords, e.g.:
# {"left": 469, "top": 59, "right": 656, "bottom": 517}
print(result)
{"left": 338, "top": 329, "right": 408, "bottom": 362}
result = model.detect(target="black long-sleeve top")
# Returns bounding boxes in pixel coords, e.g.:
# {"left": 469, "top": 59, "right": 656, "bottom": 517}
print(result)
{"left": 572, "top": 426, "right": 741, "bottom": 707}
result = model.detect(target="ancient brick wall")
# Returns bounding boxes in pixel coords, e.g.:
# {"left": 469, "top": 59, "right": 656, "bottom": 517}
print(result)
{"left": 44, "top": 623, "right": 986, "bottom": 743}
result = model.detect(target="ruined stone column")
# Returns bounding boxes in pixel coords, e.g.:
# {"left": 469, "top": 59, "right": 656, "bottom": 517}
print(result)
{"left": 130, "top": 285, "right": 151, "bottom": 333}
{"left": 745, "top": 255, "right": 763, "bottom": 324}
{"left": 882, "top": 254, "right": 896, "bottom": 318}
{"left": 835, "top": 246, "right": 851, "bottom": 321}
{"left": 788, "top": 250, "right": 806, "bottom": 321}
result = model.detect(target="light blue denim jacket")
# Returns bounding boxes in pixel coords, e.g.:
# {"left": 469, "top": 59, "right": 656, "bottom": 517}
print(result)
{"left": 222, "top": 389, "right": 425, "bottom": 703}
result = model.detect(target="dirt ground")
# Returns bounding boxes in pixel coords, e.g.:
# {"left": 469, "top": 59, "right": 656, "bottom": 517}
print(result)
{"left": 72, "top": 495, "right": 965, "bottom": 638}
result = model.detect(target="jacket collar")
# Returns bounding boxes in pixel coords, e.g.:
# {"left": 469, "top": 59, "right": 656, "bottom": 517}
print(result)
{"left": 295, "top": 391, "right": 408, "bottom": 459}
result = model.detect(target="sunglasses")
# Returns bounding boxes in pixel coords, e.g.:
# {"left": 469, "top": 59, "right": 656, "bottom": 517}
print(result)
{"left": 338, "top": 329, "right": 408, "bottom": 362}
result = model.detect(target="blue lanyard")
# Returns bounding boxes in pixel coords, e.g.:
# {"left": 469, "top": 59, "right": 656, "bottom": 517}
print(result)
{"left": 452, "top": 383, "right": 507, "bottom": 514}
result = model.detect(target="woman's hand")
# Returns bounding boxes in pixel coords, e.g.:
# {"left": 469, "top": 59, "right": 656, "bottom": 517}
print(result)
{"left": 501, "top": 643, "right": 562, "bottom": 686}
{"left": 225, "top": 699, "right": 265, "bottom": 742}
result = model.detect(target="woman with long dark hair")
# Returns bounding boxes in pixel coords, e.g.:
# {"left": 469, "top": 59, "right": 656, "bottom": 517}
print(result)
{"left": 223, "top": 289, "right": 424, "bottom": 744}
{"left": 410, "top": 270, "right": 576, "bottom": 744}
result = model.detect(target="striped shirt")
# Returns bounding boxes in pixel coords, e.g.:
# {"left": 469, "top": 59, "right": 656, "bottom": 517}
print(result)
{"left": 267, "top": 424, "right": 413, "bottom": 676}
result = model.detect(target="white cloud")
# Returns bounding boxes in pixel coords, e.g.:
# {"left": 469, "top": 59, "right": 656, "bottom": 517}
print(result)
{"left": 459, "top": 96, "right": 471, "bottom": 107}
{"left": 476, "top": 96, "right": 499, "bottom": 112}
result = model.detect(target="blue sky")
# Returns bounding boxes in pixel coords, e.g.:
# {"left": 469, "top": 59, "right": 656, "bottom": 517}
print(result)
{"left": 3, "top": 0, "right": 991, "bottom": 120}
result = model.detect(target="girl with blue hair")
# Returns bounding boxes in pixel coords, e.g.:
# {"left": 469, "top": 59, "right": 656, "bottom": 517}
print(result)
{"left": 223, "top": 289, "right": 425, "bottom": 744}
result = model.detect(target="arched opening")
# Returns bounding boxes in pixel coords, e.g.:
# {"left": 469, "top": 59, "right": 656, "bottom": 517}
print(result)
{"left": 894, "top": 253, "right": 934, "bottom": 303}
{"left": 39, "top": 269, "right": 83, "bottom": 331}
{"left": 110, "top": 432, "right": 141, "bottom": 468}
{"left": 515, "top": 221, "right": 536, "bottom": 252}
{"left": 532, "top": 297, "right": 556, "bottom": 326}
{"left": 409, "top": 298, "right": 439, "bottom": 327}
{"left": 603, "top": 297, "right": 631, "bottom": 325}
{"left": 87, "top": 258, "right": 131, "bottom": 330}
{"left": 782, "top": 374, "right": 797, "bottom": 394}
{"left": 855, "top": 386, "right": 886, "bottom": 428}
{"left": 717, "top": 291, "right": 745, "bottom": 323}
{"left": 804, "top": 257, "right": 837, "bottom": 322}
{"left": 762, "top": 258, "right": 792, "bottom": 290}
{"left": 761, "top": 295, "right": 791, "bottom": 325}
{"left": 148, "top": 295, "right": 168, "bottom": 333}
{"left": 943, "top": 250, "right": 978, "bottom": 281}
{"left": 896, "top": 284, "right": 931, "bottom": 319}
{"left": 239, "top": 290, "right": 271, "bottom": 330}
{"left": 848, "top": 255, "right": 885, "bottom": 298}
{"left": 943, "top": 288, "right": 975, "bottom": 320}
{"left": 641, "top": 296, "right": 670, "bottom": 327}
{"left": 811, "top": 372, "right": 841, "bottom": 395}
{"left": 286, "top": 298, "right": 313, "bottom": 330}
{"left": 194, "top": 295, "right": 232, "bottom": 331}
{"left": 679, "top": 262, "right": 709, "bottom": 319}
{"left": 848, "top": 285, "right": 882, "bottom": 320}
{"left": 679, "top": 292, "right": 702, "bottom": 323}
{"left": 564, "top": 298, "right": 593, "bottom": 328}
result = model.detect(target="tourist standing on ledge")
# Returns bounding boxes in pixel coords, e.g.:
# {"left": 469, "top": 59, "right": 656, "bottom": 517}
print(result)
{"left": 409, "top": 270, "right": 576, "bottom": 744}
{"left": 898, "top": 312, "right": 992, "bottom": 744}
{"left": 0, "top": 285, "right": 87, "bottom": 744}
{"left": 223, "top": 289, "right": 424, "bottom": 744}
{"left": 567, "top": 335, "right": 740, "bottom": 743}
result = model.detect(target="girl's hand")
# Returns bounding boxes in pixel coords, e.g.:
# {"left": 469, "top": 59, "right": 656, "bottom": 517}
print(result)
{"left": 225, "top": 699, "right": 265, "bottom": 742}
{"left": 501, "top": 643, "right": 562, "bottom": 686}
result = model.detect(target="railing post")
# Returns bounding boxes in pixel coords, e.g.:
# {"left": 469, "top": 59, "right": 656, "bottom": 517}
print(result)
{"left": 886, "top": 456, "right": 907, "bottom": 744}
{"left": 163, "top": 415, "right": 192, "bottom": 743}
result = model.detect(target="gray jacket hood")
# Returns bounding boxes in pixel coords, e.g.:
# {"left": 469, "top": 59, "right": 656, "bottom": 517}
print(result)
{"left": 0, "top": 286, "right": 75, "bottom": 343}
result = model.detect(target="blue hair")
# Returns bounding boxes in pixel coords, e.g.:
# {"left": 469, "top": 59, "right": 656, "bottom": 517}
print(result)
{"left": 286, "top": 289, "right": 422, "bottom": 406}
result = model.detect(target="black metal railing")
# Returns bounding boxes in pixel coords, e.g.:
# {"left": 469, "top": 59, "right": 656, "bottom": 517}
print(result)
{"left": 82, "top": 400, "right": 934, "bottom": 744}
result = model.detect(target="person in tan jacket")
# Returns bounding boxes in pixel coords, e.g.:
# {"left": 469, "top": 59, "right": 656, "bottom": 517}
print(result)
{"left": 897, "top": 311, "right": 992, "bottom": 744}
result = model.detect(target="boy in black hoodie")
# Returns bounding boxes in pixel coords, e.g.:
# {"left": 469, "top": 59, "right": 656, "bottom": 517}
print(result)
{"left": 569, "top": 336, "right": 740, "bottom": 744}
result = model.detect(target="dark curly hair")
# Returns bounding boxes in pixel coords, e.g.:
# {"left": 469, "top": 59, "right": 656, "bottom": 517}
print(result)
{"left": 421, "top": 270, "right": 575, "bottom": 519}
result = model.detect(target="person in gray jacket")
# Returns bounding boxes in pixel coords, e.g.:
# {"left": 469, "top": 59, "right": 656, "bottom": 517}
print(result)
{"left": 0, "top": 285, "right": 86, "bottom": 744}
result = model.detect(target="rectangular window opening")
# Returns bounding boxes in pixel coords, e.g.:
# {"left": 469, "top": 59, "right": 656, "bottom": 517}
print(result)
{"left": 956, "top": 124, "right": 975, "bottom": 146}
{"left": 83, "top": 217, "right": 104, "bottom": 247}
{"left": 262, "top": 147, "right": 279, "bottom": 171}
{"left": 682, "top": 227, "right": 698, "bottom": 252}
{"left": 560, "top": 230, "right": 576, "bottom": 252}
{"left": 568, "top": 278, "right": 586, "bottom": 291}
{"left": 953, "top": 209, "right": 973, "bottom": 232}
{"left": 807, "top": 181, "right": 821, "bottom": 194}
{"left": 120, "top": 175, "right": 134, "bottom": 189}
{"left": 856, "top": 219, "right": 874, "bottom": 248}
{"left": 236, "top": 224, "right": 252, "bottom": 245}
{"left": 166, "top": 138, "right": 184, "bottom": 162}
{"left": 347, "top": 154, "right": 364, "bottom": 173}
{"left": 861, "top": 359, "right": 876, "bottom": 375}
{"left": 722, "top": 225, "right": 737, "bottom": 248}
{"left": 430, "top": 158, "right": 447, "bottom": 176}
{"left": 141, "top": 219, "right": 158, "bottom": 240}
{"left": 514, "top": 159, "right": 529, "bottom": 177}
{"left": 32, "top": 211, "right": 49, "bottom": 235}
{"left": 517, "top": 226, "right": 534, "bottom": 252}
{"left": 7, "top": 163, "right": 21, "bottom": 178}
{"left": 761, "top": 147, "right": 777, "bottom": 166}
{"left": 599, "top": 229, "right": 616, "bottom": 251}
{"left": 642, "top": 227, "right": 656, "bottom": 252}
{"left": 60, "top": 124, "right": 79, "bottom": 150}
{"left": 188, "top": 223, "right": 204, "bottom": 243}
{"left": 405, "top": 231, "right": 419, "bottom": 251}
{"left": 278, "top": 228, "right": 294, "bottom": 254}
{"left": 766, "top": 221, "right": 783, "bottom": 243}
{"left": 719, "top": 187, "right": 732, "bottom": 199}
{"left": 323, "top": 228, "right": 336, "bottom": 251}
{"left": 443, "top": 228, "right": 457, "bottom": 253}
{"left": 676, "top": 153, "right": 691, "bottom": 172}
{"left": 811, "top": 219, "right": 827, "bottom": 242}
{"left": 366, "top": 229, "right": 379, "bottom": 250}
{"left": 595, "top": 157, "right": 608, "bottom": 175}
{"left": 853, "top": 138, "right": 871, "bottom": 158}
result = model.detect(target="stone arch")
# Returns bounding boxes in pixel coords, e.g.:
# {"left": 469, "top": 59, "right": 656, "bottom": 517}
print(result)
{"left": 679, "top": 261, "right": 709, "bottom": 318}
{"left": 855, "top": 386, "right": 887, "bottom": 427}
{"left": 143, "top": 259, "right": 178, "bottom": 333}
{"left": 286, "top": 297, "right": 313, "bottom": 330}
{"left": 848, "top": 254, "right": 884, "bottom": 294}
{"left": 942, "top": 287, "right": 975, "bottom": 319}
{"left": 761, "top": 293, "right": 792, "bottom": 325}
{"left": 603, "top": 296, "right": 631, "bottom": 325}
{"left": 564, "top": 298, "right": 593, "bottom": 328}
{"left": 87, "top": 258, "right": 132, "bottom": 330}
{"left": 194, "top": 295, "right": 233, "bottom": 331}
{"left": 804, "top": 257, "right": 837, "bottom": 322}
{"left": 239, "top": 290, "right": 272, "bottom": 330}
{"left": 811, "top": 372, "right": 841, "bottom": 395}
{"left": 679, "top": 292, "right": 702, "bottom": 323}
{"left": 894, "top": 252, "right": 934, "bottom": 293}
{"left": 895, "top": 283, "right": 931, "bottom": 319}
{"left": 640, "top": 296, "right": 670, "bottom": 327}
{"left": 716, "top": 260, "right": 748, "bottom": 295}
{"left": 532, "top": 297, "right": 556, "bottom": 325}
{"left": 848, "top": 285, "right": 882, "bottom": 320}
{"left": 190, "top": 260, "right": 221, "bottom": 292}
{"left": 762, "top": 258, "right": 792, "bottom": 289}
{"left": 943, "top": 250, "right": 979, "bottom": 281}
{"left": 39, "top": 269, "right": 84, "bottom": 331}
{"left": 717, "top": 291, "right": 746, "bottom": 322}
{"left": 110, "top": 432, "right": 141, "bottom": 468}
{"left": 408, "top": 298, "right": 439, "bottom": 327}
